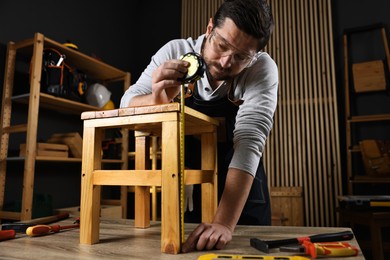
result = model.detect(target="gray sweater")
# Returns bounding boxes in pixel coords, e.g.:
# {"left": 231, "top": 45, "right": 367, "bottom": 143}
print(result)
{"left": 120, "top": 35, "right": 278, "bottom": 177}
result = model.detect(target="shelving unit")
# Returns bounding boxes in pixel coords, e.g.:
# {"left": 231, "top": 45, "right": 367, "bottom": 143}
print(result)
{"left": 0, "top": 32, "right": 131, "bottom": 221}
{"left": 343, "top": 24, "right": 390, "bottom": 194}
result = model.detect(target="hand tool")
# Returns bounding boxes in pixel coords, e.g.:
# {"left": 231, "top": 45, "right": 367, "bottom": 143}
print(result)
{"left": 1, "top": 212, "right": 70, "bottom": 233}
{"left": 26, "top": 221, "right": 79, "bottom": 237}
{"left": 179, "top": 78, "right": 186, "bottom": 244}
{"left": 0, "top": 230, "right": 16, "bottom": 241}
{"left": 198, "top": 253, "right": 310, "bottom": 260}
{"left": 280, "top": 241, "right": 359, "bottom": 258}
{"left": 250, "top": 230, "right": 354, "bottom": 253}
{"left": 178, "top": 52, "right": 206, "bottom": 245}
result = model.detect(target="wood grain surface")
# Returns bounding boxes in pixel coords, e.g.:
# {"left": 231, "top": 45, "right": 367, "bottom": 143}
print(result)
{"left": 1, "top": 217, "right": 365, "bottom": 259}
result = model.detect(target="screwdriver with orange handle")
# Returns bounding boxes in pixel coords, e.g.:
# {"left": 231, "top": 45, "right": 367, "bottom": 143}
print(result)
{"left": 0, "top": 230, "right": 16, "bottom": 241}
{"left": 26, "top": 223, "right": 79, "bottom": 237}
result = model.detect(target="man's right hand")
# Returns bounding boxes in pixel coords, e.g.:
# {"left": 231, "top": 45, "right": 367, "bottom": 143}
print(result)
{"left": 151, "top": 60, "right": 190, "bottom": 104}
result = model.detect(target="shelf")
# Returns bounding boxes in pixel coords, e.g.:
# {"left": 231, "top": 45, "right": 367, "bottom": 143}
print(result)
{"left": 6, "top": 156, "right": 124, "bottom": 164}
{"left": 14, "top": 35, "right": 128, "bottom": 82}
{"left": 12, "top": 93, "right": 99, "bottom": 115}
{"left": 348, "top": 114, "right": 390, "bottom": 123}
{"left": 348, "top": 145, "right": 361, "bottom": 153}
{"left": 344, "top": 25, "right": 390, "bottom": 195}
{"left": 0, "top": 33, "right": 131, "bottom": 221}
{"left": 350, "top": 175, "right": 390, "bottom": 183}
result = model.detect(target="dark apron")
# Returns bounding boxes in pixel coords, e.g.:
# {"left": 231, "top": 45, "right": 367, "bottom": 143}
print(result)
{"left": 183, "top": 85, "right": 271, "bottom": 225}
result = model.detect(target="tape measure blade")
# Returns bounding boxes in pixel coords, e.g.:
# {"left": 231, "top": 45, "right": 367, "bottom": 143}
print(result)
{"left": 180, "top": 84, "right": 185, "bottom": 244}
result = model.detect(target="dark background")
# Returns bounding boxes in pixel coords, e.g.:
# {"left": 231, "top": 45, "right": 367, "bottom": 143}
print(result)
{"left": 0, "top": 0, "right": 389, "bottom": 212}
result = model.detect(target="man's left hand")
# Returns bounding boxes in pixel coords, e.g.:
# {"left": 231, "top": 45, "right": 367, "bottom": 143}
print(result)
{"left": 181, "top": 222, "right": 232, "bottom": 252}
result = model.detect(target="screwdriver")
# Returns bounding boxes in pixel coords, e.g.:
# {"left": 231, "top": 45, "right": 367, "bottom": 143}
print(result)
{"left": 280, "top": 241, "right": 359, "bottom": 258}
{"left": 0, "top": 230, "right": 16, "bottom": 241}
{"left": 26, "top": 223, "right": 79, "bottom": 237}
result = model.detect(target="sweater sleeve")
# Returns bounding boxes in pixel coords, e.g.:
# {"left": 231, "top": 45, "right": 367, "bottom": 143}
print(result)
{"left": 120, "top": 38, "right": 198, "bottom": 108}
{"left": 229, "top": 53, "right": 278, "bottom": 177}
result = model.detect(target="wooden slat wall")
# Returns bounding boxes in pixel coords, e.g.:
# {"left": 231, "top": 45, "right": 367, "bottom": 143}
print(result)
{"left": 181, "top": 0, "right": 341, "bottom": 227}
{"left": 181, "top": 0, "right": 224, "bottom": 38}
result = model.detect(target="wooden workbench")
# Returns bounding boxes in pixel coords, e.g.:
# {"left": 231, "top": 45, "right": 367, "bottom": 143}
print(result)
{"left": 1, "top": 218, "right": 365, "bottom": 259}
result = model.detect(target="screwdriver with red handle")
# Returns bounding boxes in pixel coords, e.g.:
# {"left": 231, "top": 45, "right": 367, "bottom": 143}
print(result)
{"left": 26, "top": 223, "right": 79, "bottom": 237}
{"left": 0, "top": 230, "right": 16, "bottom": 241}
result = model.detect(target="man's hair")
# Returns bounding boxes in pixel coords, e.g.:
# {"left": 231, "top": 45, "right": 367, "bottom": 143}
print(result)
{"left": 213, "top": 0, "right": 274, "bottom": 51}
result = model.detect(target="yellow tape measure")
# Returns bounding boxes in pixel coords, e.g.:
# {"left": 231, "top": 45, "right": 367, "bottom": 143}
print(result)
{"left": 179, "top": 52, "right": 205, "bottom": 245}
{"left": 198, "top": 254, "right": 310, "bottom": 260}
{"left": 180, "top": 83, "right": 185, "bottom": 244}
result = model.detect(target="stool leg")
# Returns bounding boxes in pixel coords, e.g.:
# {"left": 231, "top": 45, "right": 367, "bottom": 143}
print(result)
{"left": 151, "top": 136, "right": 159, "bottom": 221}
{"left": 120, "top": 128, "right": 129, "bottom": 219}
{"left": 80, "top": 126, "right": 103, "bottom": 244}
{"left": 201, "top": 131, "right": 218, "bottom": 223}
{"left": 161, "top": 120, "right": 180, "bottom": 254}
{"left": 134, "top": 135, "right": 151, "bottom": 228}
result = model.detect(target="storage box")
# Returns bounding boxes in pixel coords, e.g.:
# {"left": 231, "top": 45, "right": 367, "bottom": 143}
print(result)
{"left": 360, "top": 139, "right": 390, "bottom": 176}
{"left": 270, "top": 186, "right": 304, "bottom": 226}
{"left": 20, "top": 143, "right": 69, "bottom": 157}
{"left": 352, "top": 60, "right": 388, "bottom": 93}
{"left": 47, "top": 132, "right": 83, "bottom": 158}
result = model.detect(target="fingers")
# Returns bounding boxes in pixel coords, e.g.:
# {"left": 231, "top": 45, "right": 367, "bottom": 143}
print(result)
{"left": 182, "top": 223, "right": 232, "bottom": 253}
{"left": 153, "top": 60, "right": 189, "bottom": 84}
{"left": 195, "top": 224, "right": 216, "bottom": 250}
{"left": 152, "top": 60, "right": 189, "bottom": 103}
{"left": 182, "top": 223, "right": 208, "bottom": 253}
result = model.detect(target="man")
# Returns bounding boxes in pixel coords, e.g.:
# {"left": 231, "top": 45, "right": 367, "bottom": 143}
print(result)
{"left": 120, "top": 0, "right": 278, "bottom": 252}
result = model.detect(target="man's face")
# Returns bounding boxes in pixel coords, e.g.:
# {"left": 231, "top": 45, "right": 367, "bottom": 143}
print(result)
{"left": 202, "top": 18, "right": 259, "bottom": 82}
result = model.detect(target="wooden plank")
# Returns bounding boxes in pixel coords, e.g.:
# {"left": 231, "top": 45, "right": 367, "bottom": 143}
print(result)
{"left": 3, "top": 124, "right": 27, "bottom": 133}
{"left": 47, "top": 132, "right": 83, "bottom": 158}
{"left": 270, "top": 187, "right": 304, "bottom": 226}
{"left": 201, "top": 131, "right": 218, "bottom": 223}
{"left": 93, "top": 170, "right": 161, "bottom": 186}
{"left": 381, "top": 27, "right": 390, "bottom": 74}
{"left": 0, "top": 42, "right": 17, "bottom": 211}
{"left": 0, "top": 210, "right": 21, "bottom": 220}
{"left": 20, "top": 142, "right": 69, "bottom": 153}
{"left": 319, "top": 0, "right": 334, "bottom": 226}
{"left": 21, "top": 149, "right": 68, "bottom": 158}
{"left": 134, "top": 136, "right": 151, "bottom": 228}
{"left": 352, "top": 60, "right": 387, "bottom": 92}
{"left": 95, "top": 109, "right": 119, "bottom": 118}
{"left": 161, "top": 120, "right": 180, "bottom": 254}
{"left": 184, "top": 170, "right": 214, "bottom": 184}
{"left": 151, "top": 136, "right": 159, "bottom": 221}
{"left": 20, "top": 33, "right": 45, "bottom": 221}
{"left": 80, "top": 126, "right": 103, "bottom": 245}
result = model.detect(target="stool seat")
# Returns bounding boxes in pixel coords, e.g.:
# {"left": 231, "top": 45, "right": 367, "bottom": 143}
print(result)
{"left": 79, "top": 103, "right": 219, "bottom": 254}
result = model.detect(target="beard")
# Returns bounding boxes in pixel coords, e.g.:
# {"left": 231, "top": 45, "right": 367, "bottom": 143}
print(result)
{"left": 204, "top": 59, "right": 233, "bottom": 82}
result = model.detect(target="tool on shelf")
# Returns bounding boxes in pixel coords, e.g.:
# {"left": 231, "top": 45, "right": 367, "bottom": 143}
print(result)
{"left": 250, "top": 230, "right": 354, "bottom": 253}
{"left": 280, "top": 241, "right": 359, "bottom": 258}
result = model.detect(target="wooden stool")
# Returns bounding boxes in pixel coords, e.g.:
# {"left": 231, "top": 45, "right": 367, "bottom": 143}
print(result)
{"left": 338, "top": 209, "right": 390, "bottom": 260}
{"left": 79, "top": 103, "right": 219, "bottom": 254}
